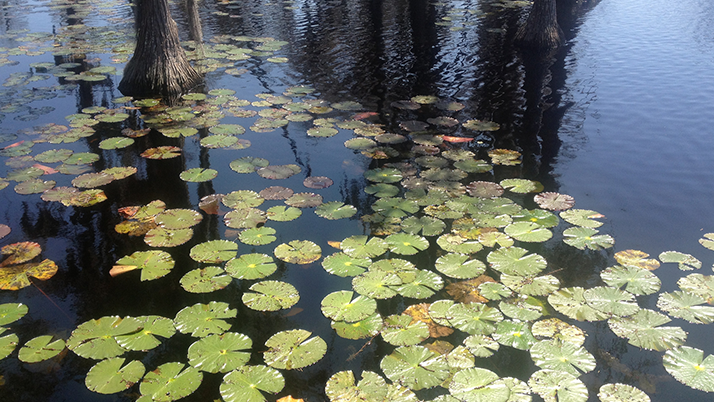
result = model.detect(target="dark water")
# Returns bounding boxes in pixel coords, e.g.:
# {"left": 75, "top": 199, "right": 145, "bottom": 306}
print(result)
{"left": 0, "top": 0, "right": 713, "bottom": 401}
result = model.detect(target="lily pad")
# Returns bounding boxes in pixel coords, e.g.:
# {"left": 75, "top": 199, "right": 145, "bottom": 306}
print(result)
{"left": 18, "top": 335, "right": 65, "bottom": 363}
{"left": 597, "top": 383, "right": 650, "bottom": 402}
{"left": 155, "top": 208, "right": 203, "bottom": 229}
{"left": 14, "top": 179, "right": 56, "bottom": 194}
{"left": 274, "top": 240, "right": 322, "bottom": 264}
{"left": 71, "top": 173, "right": 113, "bottom": 189}
{"left": 663, "top": 346, "right": 714, "bottom": 392}
{"left": 463, "top": 334, "right": 500, "bottom": 358}
{"left": 115, "top": 315, "right": 176, "bottom": 351}
{"left": 0, "top": 259, "right": 58, "bottom": 290}
{"left": 512, "top": 209, "right": 559, "bottom": 228}
{"left": 500, "top": 178, "right": 544, "bottom": 193}
{"left": 583, "top": 286, "right": 639, "bottom": 317}
{"left": 225, "top": 253, "right": 277, "bottom": 280}
{"left": 285, "top": 192, "right": 323, "bottom": 208}
{"left": 364, "top": 168, "right": 403, "bottom": 183}
{"left": 321, "top": 291, "right": 377, "bottom": 322}
{"left": 85, "top": 357, "right": 145, "bottom": 394}
{"left": 242, "top": 281, "right": 300, "bottom": 311}
{"left": 225, "top": 208, "right": 267, "bottom": 229}
{"left": 220, "top": 365, "right": 285, "bottom": 402}
{"left": 548, "top": 287, "right": 609, "bottom": 322}
{"left": 0, "top": 303, "right": 28, "bottom": 326}
{"left": 400, "top": 216, "right": 446, "bottom": 236}
{"left": 657, "top": 290, "right": 714, "bottom": 324}
{"left": 264, "top": 329, "right": 327, "bottom": 370}
{"left": 140, "top": 362, "right": 202, "bottom": 401}
{"left": 562, "top": 227, "right": 614, "bottom": 250}
{"left": 385, "top": 233, "right": 429, "bottom": 255}
{"left": 560, "top": 209, "right": 605, "bottom": 228}
{"left": 180, "top": 266, "right": 233, "bottom": 293}
{"left": 338, "top": 235, "right": 387, "bottom": 259}
{"left": 600, "top": 265, "right": 661, "bottom": 295}
{"left": 325, "top": 370, "right": 387, "bottom": 402}
{"left": 380, "top": 345, "right": 449, "bottom": 390}
{"left": 223, "top": 190, "right": 264, "bottom": 209}
{"left": 466, "top": 181, "right": 504, "bottom": 198}
{"left": 239, "top": 227, "right": 277, "bottom": 246}
{"left": 381, "top": 314, "right": 430, "bottom": 346}
{"left": 331, "top": 313, "right": 384, "bottom": 340}
{"left": 501, "top": 274, "right": 560, "bottom": 296}
{"left": 608, "top": 308, "right": 686, "bottom": 351}
{"left": 504, "top": 222, "right": 553, "bottom": 242}
{"left": 1, "top": 241, "right": 41, "bottom": 265}
{"left": 187, "top": 332, "right": 252, "bottom": 373}
{"left": 99, "top": 137, "right": 134, "bottom": 150}
{"left": 530, "top": 339, "right": 595, "bottom": 376}
{"left": 315, "top": 201, "right": 357, "bottom": 220}
{"left": 174, "top": 302, "right": 236, "bottom": 337}
{"left": 492, "top": 320, "right": 537, "bottom": 350}
{"left": 534, "top": 192, "right": 575, "bottom": 211}
{"left": 141, "top": 146, "right": 182, "bottom": 159}
{"left": 112, "top": 250, "right": 175, "bottom": 281}
{"left": 352, "top": 269, "right": 402, "bottom": 299}
{"left": 180, "top": 168, "right": 218, "bottom": 182}
{"left": 190, "top": 240, "right": 238, "bottom": 263}
{"left": 257, "top": 164, "right": 301, "bottom": 179}
{"left": 447, "top": 302, "right": 503, "bottom": 335}
{"left": 266, "top": 205, "right": 302, "bottom": 221}
{"left": 531, "top": 318, "right": 586, "bottom": 346}
{"left": 448, "top": 367, "right": 510, "bottom": 402}
{"left": 67, "top": 316, "right": 142, "bottom": 359}
{"left": 230, "top": 156, "right": 270, "bottom": 173}
{"left": 321, "top": 252, "right": 371, "bottom": 277}
{"left": 528, "top": 369, "right": 588, "bottom": 402}
{"left": 615, "top": 249, "right": 660, "bottom": 271}
{"left": 487, "top": 247, "right": 547, "bottom": 276}
{"left": 659, "top": 251, "right": 702, "bottom": 271}
{"left": 435, "top": 253, "right": 486, "bottom": 279}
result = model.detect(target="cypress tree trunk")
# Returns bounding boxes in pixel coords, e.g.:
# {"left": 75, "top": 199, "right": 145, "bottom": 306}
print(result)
{"left": 515, "top": 0, "right": 564, "bottom": 49}
{"left": 118, "top": 0, "right": 202, "bottom": 98}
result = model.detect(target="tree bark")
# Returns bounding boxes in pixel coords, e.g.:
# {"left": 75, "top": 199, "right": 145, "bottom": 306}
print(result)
{"left": 118, "top": 0, "right": 202, "bottom": 98}
{"left": 515, "top": 0, "right": 564, "bottom": 49}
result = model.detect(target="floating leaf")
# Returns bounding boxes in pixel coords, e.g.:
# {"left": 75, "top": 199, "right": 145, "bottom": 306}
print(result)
{"left": 0, "top": 303, "right": 28, "bottom": 325}
{"left": 534, "top": 192, "right": 575, "bottom": 211}
{"left": 14, "top": 178, "right": 56, "bottom": 194}
{"left": 0, "top": 332, "right": 18, "bottom": 360}
{"left": 225, "top": 253, "right": 277, "bottom": 280}
{"left": 187, "top": 332, "right": 251, "bottom": 373}
{"left": 180, "top": 266, "right": 232, "bottom": 294}
{"left": 548, "top": 287, "right": 609, "bottom": 322}
{"left": 274, "top": 240, "right": 321, "bottom": 264}
{"left": 512, "top": 209, "right": 559, "bottom": 228}
{"left": 678, "top": 273, "right": 714, "bottom": 300}
{"left": 364, "top": 168, "right": 403, "bottom": 183}
{"left": 446, "top": 276, "right": 496, "bottom": 304}
{"left": 499, "top": 297, "right": 543, "bottom": 321}
{"left": 141, "top": 146, "right": 182, "bottom": 159}
{"left": 583, "top": 286, "right": 639, "bottom": 317}
{"left": 67, "top": 316, "right": 142, "bottom": 359}
{"left": 155, "top": 208, "right": 202, "bottom": 229}
{"left": 18, "top": 335, "right": 65, "bottom": 363}
{"left": 663, "top": 346, "right": 714, "bottom": 392}
{"left": 321, "top": 291, "right": 377, "bottom": 322}
{"left": 201, "top": 135, "right": 239, "bottom": 148}
{"left": 140, "top": 362, "right": 202, "bottom": 401}
{"left": 504, "top": 222, "right": 553, "bottom": 242}
{"left": 1, "top": 241, "right": 41, "bottom": 266}
{"left": 285, "top": 192, "right": 323, "bottom": 208}
{"left": 492, "top": 320, "right": 536, "bottom": 350}
{"left": 401, "top": 216, "right": 445, "bottom": 236}
{"left": 243, "top": 281, "right": 299, "bottom": 311}
{"left": 500, "top": 178, "right": 543, "bottom": 194}
{"left": 435, "top": 253, "right": 486, "bottom": 279}
{"left": 381, "top": 314, "right": 430, "bottom": 346}
{"left": 501, "top": 274, "right": 560, "bottom": 296}
{"left": 531, "top": 318, "right": 586, "bottom": 346}
{"left": 239, "top": 227, "right": 277, "bottom": 246}
{"left": 560, "top": 209, "right": 605, "bottom": 228}
{"left": 600, "top": 265, "right": 661, "bottom": 295}
{"left": 209, "top": 124, "right": 246, "bottom": 135}
{"left": 225, "top": 208, "right": 267, "bottom": 229}
{"left": 530, "top": 339, "right": 595, "bottom": 376}
{"left": 478, "top": 282, "right": 513, "bottom": 301}
{"left": 466, "top": 181, "right": 504, "bottom": 198}
{"left": 487, "top": 247, "right": 547, "bottom": 276}
{"left": 448, "top": 367, "right": 510, "bottom": 402}
{"left": 352, "top": 270, "right": 402, "bottom": 299}
{"left": 325, "top": 370, "right": 387, "bottom": 402}
{"left": 190, "top": 240, "right": 238, "bottom": 263}
{"left": 266, "top": 205, "right": 302, "bottom": 222}
{"left": 180, "top": 168, "right": 218, "bottom": 182}
{"left": 488, "top": 149, "right": 521, "bottom": 165}
{"left": 659, "top": 251, "right": 702, "bottom": 271}
{"left": 259, "top": 186, "right": 294, "bottom": 200}
{"left": 220, "top": 365, "right": 285, "bottom": 402}
{"left": 437, "top": 234, "right": 483, "bottom": 254}
{"left": 698, "top": 233, "right": 714, "bottom": 251}
{"left": 608, "top": 309, "right": 686, "bottom": 351}
{"left": 224, "top": 191, "right": 265, "bottom": 210}
{"left": 657, "top": 290, "right": 714, "bottom": 324}
{"left": 372, "top": 197, "right": 419, "bottom": 218}
{"left": 85, "top": 357, "right": 145, "bottom": 394}
{"left": 112, "top": 250, "right": 175, "bottom": 281}
{"left": 114, "top": 315, "right": 176, "bottom": 351}
{"left": 174, "top": 302, "right": 236, "bottom": 337}
{"left": 71, "top": 173, "right": 113, "bottom": 189}
{"left": 331, "top": 313, "right": 383, "bottom": 340}
{"left": 99, "top": 137, "right": 134, "bottom": 150}
{"left": 448, "top": 302, "right": 503, "bottom": 335}
{"left": 597, "top": 383, "right": 650, "bottom": 402}
{"left": 615, "top": 250, "right": 660, "bottom": 271}
{"left": 385, "top": 233, "right": 429, "bottom": 255}
{"left": 322, "top": 252, "right": 371, "bottom": 277}
{"left": 257, "top": 164, "right": 301, "bottom": 179}
{"left": 380, "top": 345, "right": 449, "bottom": 390}
{"left": 341, "top": 235, "right": 388, "bottom": 259}
{"left": 463, "top": 119, "right": 500, "bottom": 131}
{"left": 562, "top": 227, "right": 614, "bottom": 250}
{"left": 528, "top": 369, "right": 588, "bottom": 402}
{"left": 0, "top": 259, "right": 58, "bottom": 290}
{"left": 264, "top": 329, "right": 326, "bottom": 370}
{"left": 230, "top": 156, "right": 269, "bottom": 173}
{"left": 315, "top": 202, "right": 357, "bottom": 220}
{"left": 64, "top": 152, "right": 100, "bottom": 165}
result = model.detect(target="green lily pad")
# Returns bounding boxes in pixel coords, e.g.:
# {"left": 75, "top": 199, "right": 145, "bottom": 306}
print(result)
{"left": 341, "top": 235, "right": 388, "bottom": 258}
{"left": 463, "top": 119, "right": 500, "bottom": 131}
{"left": 34, "top": 148, "right": 73, "bottom": 163}
{"left": 499, "top": 297, "right": 544, "bottom": 321}
{"left": 99, "top": 137, "right": 134, "bottom": 150}
{"left": 400, "top": 216, "right": 445, "bottom": 236}
{"left": 7, "top": 166, "right": 44, "bottom": 182}
{"left": 256, "top": 164, "right": 301, "bottom": 179}
{"left": 266, "top": 205, "right": 302, "bottom": 221}
{"left": 563, "top": 227, "right": 614, "bottom": 250}
{"left": 331, "top": 313, "right": 384, "bottom": 340}
{"left": 608, "top": 309, "right": 686, "bottom": 351}
{"left": 201, "top": 134, "right": 239, "bottom": 148}
{"left": 435, "top": 253, "right": 486, "bottom": 279}
{"left": 174, "top": 302, "right": 236, "bottom": 337}
{"left": 103, "top": 166, "right": 137, "bottom": 180}
{"left": 71, "top": 173, "right": 113, "bottom": 189}
{"left": 141, "top": 146, "right": 182, "bottom": 159}
{"left": 492, "top": 320, "right": 537, "bottom": 350}
{"left": 531, "top": 318, "right": 586, "bottom": 347}
{"left": 285, "top": 192, "right": 323, "bottom": 208}
{"left": 463, "top": 334, "right": 500, "bottom": 358}
{"left": 504, "top": 222, "right": 553, "bottom": 242}
{"left": 560, "top": 209, "right": 604, "bottom": 228}
{"left": 512, "top": 209, "right": 560, "bottom": 228}
{"left": 67, "top": 316, "right": 142, "bottom": 359}
{"left": 678, "top": 273, "right": 714, "bottom": 299}
{"left": 352, "top": 270, "right": 402, "bottom": 299}
{"left": 501, "top": 274, "right": 560, "bottom": 296}
{"left": 381, "top": 314, "right": 430, "bottom": 346}
{"left": 583, "top": 286, "right": 639, "bottom": 317}
{"left": 160, "top": 127, "right": 198, "bottom": 138}
{"left": 190, "top": 240, "right": 238, "bottom": 263}
{"left": 239, "top": 227, "right": 277, "bottom": 246}
{"left": 0, "top": 303, "right": 28, "bottom": 325}
{"left": 447, "top": 302, "right": 504, "bottom": 335}
{"left": 487, "top": 247, "right": 547, "bottom": 276}
{"left": 187, "top": 332, "right": 252, "bottom": 373}
{"left": 230, "top": 156, "right": 269, "bottom": 173}
{"left": 209, "top": 123, "right": 246, "bottom": 135}
{"left": 264, "top": 329, "right": 327, "bottom": 370}
{"left": 478, "top": 282, "right": 514, "bottom": 301}
{"left": 225, "top": 208, "right": 267, "bottom": 229}
{"left": 0, "top": 332, "right": 18, "bottom": 360}
{"left": 223, "top": 190, "right": 264, "bottom": 209}
{"left": 500, "top": 178, "right": 543, "bottom": 193}
{"left": 225, "top": 253, "right": 277, "bottom": 280}
{"left": 380, "top": 345, "right": 449, "bottom": 390}
{"left": 321, "top": 252, "right": 371, "bottom": 277}
{"left": 220, "top": 365, "right": 285, "bottom": 402}
{"left": 321, "top": 291, "right": 377, "bottom": 322}
{"left": 325, "top": 370, "right": 388, "bottom": 402}
{"left": 180, "top": 266, "right": 233, "bottom": 293}
{"left": 657, "top": 290, "right": 714, "bottom": 324}
{"left": 528, "top": 369, "right": 588, "bottom": 402}
{"left": 395, "top": 270, "right": 444, "bottom": 299}
{"left": 384, "top": 233, "right": 429, "bottom": 255}
{"left": 548, "top": 287, "right": 609, "bottom": 322}
{"left": 365, "top": 182, "right": 399, "bottom": 197}
{"left": 140, "top": 362, "right": 202, "bottom": 401}
{"left": 699, "top": 233, "right": 714, "bottom": 251}
{"left": 315, "top": 201, "right": 357, "bottom": 220}
{"left": 530, "top": 339, "right": 595, "bottom": 376}
{"left": 115, "top": 315, "right": 176, "bottom": 351}
{"left": 663, "top": 346, "right": 714, "bottom": 392}
{"left": 15, "top": 179, "right": 56, "bottom": 194}
{"left": 600, "top": 265, "right": 661, "bottom": 295}
{"left": 659, "top": 251, "right": 702, "bottom": 271}
{"left": 448, "top": 367, "right": 510, "bottom": 402}
{"left": 364, "top": 167, "right": 403, "bottom": 183}
{"left": 155, "top": 208, "right": 202, "bottom": 229}
{"left": 274, "top": 240, "right": 321, "bottom": 264}
{"left": 242, "top": 281, "right": 299, "bottom": 311}
{"left": 64, "top": 152, "right": 100, "bottom": 165}
{"left": 112, "top": 250, "right": 175, "bottom": 281}
{"left": 85, "top": 357, "right": 145, "bottom": 394}
{"left": 597, "top": 383, "right": 650, "bottom": 402}
{"left": 18, "top": 335, "right": 65, "bottom": 363}
{"left": 437, "top": 234, "right": 484, "bottom": 254}
{"left": 372, "top": 198, "right": 419, "bottom": 218}
{"left": 180, "top": 167, "right": 218, "bottom": 182}
{"left": 0, "top": 258, "right": 58, "bottom": 290}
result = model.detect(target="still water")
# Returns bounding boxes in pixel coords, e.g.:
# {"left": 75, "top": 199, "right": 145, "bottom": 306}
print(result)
{"left": 0, "top": 0, "right": 713, "bottom": 401}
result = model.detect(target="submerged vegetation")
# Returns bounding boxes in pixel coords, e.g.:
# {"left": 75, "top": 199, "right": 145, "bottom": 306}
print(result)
{"left": 0, "top": 0, "right": 712, "bottom": 401}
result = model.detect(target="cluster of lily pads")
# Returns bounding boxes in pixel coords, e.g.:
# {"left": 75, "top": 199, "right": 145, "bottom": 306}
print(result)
{"left": 2, "top": 2, "right": 714, "bottom": 402}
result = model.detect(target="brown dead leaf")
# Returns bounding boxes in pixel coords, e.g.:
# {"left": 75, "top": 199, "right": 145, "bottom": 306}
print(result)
{"left": 403, "top": 303, "right": 454, "bottom": 338}
{"left": 445, "top": 275, "right": 496, "bottom": 303}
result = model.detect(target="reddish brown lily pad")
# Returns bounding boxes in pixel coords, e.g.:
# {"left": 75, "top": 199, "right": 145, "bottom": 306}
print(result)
{"left": 303, "top": 176, "right": 333, "bottom": 189}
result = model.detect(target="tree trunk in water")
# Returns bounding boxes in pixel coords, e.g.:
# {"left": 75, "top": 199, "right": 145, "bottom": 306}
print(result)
{"left": 515, "top": 0, "right": 564, "bottom": 49}
{"left": 118, "top": 0, "right": 202, "bottom": 98}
